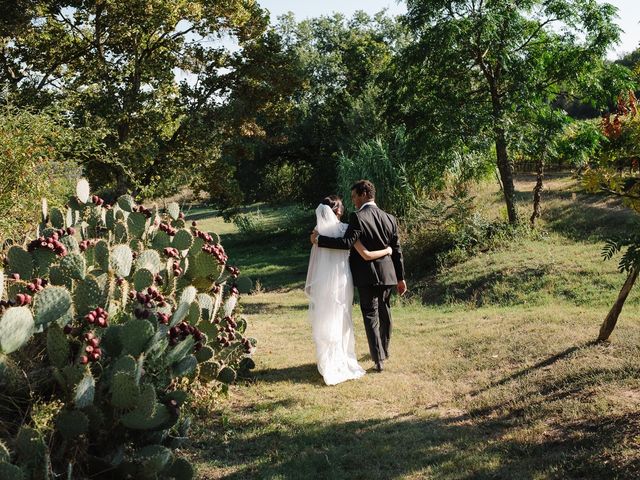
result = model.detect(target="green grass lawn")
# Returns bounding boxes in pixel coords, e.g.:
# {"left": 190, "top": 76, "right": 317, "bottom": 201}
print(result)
{"left": 185, "top": 176, "right": 640, "bottom": 479}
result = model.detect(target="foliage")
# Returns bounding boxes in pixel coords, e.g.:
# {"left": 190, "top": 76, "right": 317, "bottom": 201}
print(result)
{"left": 0, "top": 106, "right": 96, "bottom": 243}
{"left": 0, "top": 0, "right": 280, "bottom": 199}
{"left": 227, "top": 11, "right": 407, "bottom": 205}
{"left": 584, "top": 91, "right": 640, "bottom": 272}
{"left": 554, "top": 120, "right": 605, "bottom": 170}
{"left": 0, "top": 180, "right": 255, "bottom": 478}
{"left": 393, "top": 0, "right": 625, "bottom": 223}
{"left": 402, "top": 188, "right": 543, "bottom": 274}
{"left": 337, "top": 127, "right": 427, "bottom": 217}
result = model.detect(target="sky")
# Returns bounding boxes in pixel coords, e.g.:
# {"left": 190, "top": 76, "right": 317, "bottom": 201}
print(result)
{"left": 258, "top": 0, "right": 640, "bottom": 60}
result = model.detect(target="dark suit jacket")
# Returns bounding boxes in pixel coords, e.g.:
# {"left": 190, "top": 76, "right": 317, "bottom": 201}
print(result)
{"left": 318, "top": 203, "right": 405, "bottom": 287}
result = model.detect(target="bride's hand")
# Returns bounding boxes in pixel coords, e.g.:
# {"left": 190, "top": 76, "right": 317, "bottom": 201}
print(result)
{"left": 385, "top": 246, "right": 392, "bottom": 256}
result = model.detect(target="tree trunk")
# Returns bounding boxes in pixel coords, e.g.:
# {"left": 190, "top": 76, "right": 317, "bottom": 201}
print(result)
{"left": 494, "top": 127, "right": 518, "bottom": 224}
{"left": 530, "top": 155, "right": 544, "bottom": 227}
{"left": 598, "top": 268, "right": 639, "bottom": 342}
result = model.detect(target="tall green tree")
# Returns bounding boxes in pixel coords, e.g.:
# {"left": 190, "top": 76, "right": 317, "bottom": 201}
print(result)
{"left": 227, "top": 11, "right": 407, "bottom": 205}
{"left": 398, "top": 0, "right": 621, "bottom": 223}
{"left": 0, "top": 0, "right": 271, "bottom": 197}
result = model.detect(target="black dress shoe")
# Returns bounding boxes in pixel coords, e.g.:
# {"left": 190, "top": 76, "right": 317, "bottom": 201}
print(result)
{"left": 375, "top": 361, "right": 384, "bottom": 372}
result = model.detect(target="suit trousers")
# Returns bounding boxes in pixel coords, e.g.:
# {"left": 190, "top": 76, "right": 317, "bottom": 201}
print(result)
{"left": 357, "top": 285, "right": 393, "bottom": 364}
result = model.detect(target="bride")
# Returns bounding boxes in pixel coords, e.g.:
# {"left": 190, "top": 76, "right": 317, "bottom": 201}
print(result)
{"left": 305, "top": 195, "right": 392, "bottom": 385}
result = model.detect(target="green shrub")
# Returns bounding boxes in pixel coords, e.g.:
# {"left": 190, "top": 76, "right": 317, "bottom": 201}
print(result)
{"left": 0, "top": 107, "right": 84, "bottom": 243}
{"left": 403, "top": 188, "right": 544, "bottom": 276}
{"left": 0, "top": 180, "right": 255, "bottom": 479}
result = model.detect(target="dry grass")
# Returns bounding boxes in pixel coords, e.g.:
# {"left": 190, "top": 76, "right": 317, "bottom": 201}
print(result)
{"left": 185, "top": 174, "right": 640, "bottom": 479}
{"left": 189, "top": 291, "right": 640, "bottom": 480}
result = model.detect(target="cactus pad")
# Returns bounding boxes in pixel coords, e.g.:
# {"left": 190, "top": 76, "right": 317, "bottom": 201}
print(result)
{"left": 151, "top": 230, "right": 171, "bottom": 250}
{"left": 196, "top": 293, "right": 213, "bottom": 321}
{"left": 137, "top": 445, "right": 172, "bottom": 475}
{"left": 7, "top": 246, "right": 33, "bottom": 280}
{"left": 114, "top": 222, "right": 128, "bottom": 243}
{"left": 197, "top": 319, "right": 218, "bottom": 339}
{"left": 48, "top": 266, "right": 70, "bottom": 289}
{"left": 0, "top": 462, "right": 25, "bottom": 480}
{"left": 47, "top": 324, "right": 70, "bottom": 369}
{"left": 133, "top": 268, "right": 154, "bottom": 291}
{"left": 217, "top": 366, "right": 237, "bottom": 384}
{"left": 33, "top": 286, "right": 72, "bottom": 327}
{"left": 112, "top": 355, "right": 137, "bottom": 376}
{"left": 134, "top": 384, "right": 157, "bottom": 418}
{"left": 170, "top": 302, "right": 190, "bottom": 327}
{"left": 127, "top": 212, "right": 147, "bottom": 239}
{"left": 164, "top": 457, "right": 194, "bottom": 480}
{"left": 76, "top": 179, "right": 90, "bottom": 203}
{"left": 121, "top": 403, "right": 172, "bottom": 430}
{"left": 60, "top": 253, "right": 85, "bottom": 280}
{"left": 74, "top": 370, "right": 95, "bottom": 408}
{"left": 188, "top": 236, "right": 205, "bottom": 256}
{"left": 187, "top": 302, "right": 200, "bottom": 325}
{"left": 208, "top": 231, "right": 221, "bottom": 245}
{"left": 94, "top": 240, "right": 110, "bottom": 271}
{"left": 198, "top": 361, "right": 220, "bottom": 383}
{"left": 74, "top": 276, "right": 104, "bottom": 317}
{"left": 172, "top": 354, "right": 197, "bottom": 378}
{"left": 111, "top": 244, "right": 133, "bottom": 277}
{"left": 56, "top": 409, "right": 89, "bottom": 440}
{"left": 166, "top": 202, "right": 180, "bottom": 220}
{"left": 111, "top": 372, "right": 140, "bottom": 409}
{"left": 15, "top": 426, "right": 46, "bottom": 471}
{"left": 172, "top": 229, "right": 193, "bottom": 251}
{"left": 180, "top": 286, "right": 197, "bottom": 304}
{"left": 165, "top": 336, "right": 194, "bottom": 366}
{"left": 32, "top": 248, "right": 57, "bottom": 277}
{"left": 50, "top": 207, "right": 65, "bottom": 229}
{"left": 195, "top": 346, "right": 214, "bottom": 363}
{"left": 236, "top": 276, "right": 253, "bottom": 294}
{"left": 105, "top": 208, "right": 116, "bottom": 229}
{"left": 117, "top": 194, "right": 136, "bottom": 212}
{"left": 136, "top": 250, "right": 162, "bottom": 275}
{"left": 188, "top": 252, "right": 219, "bottom": 280}
{"left": 61, "top": 235, "right": 80, "bottom": 254}
{"left": 120, "top": 319, "right": 154, "bottom": 357}
{"left": 0, "top": 307, "right": 34, "bottom": 354}
{"left": 235, "top": 317, "right": 247, "bottom": 334}
{"left": 100, "top": 324, "right": 123, "bottom": 357}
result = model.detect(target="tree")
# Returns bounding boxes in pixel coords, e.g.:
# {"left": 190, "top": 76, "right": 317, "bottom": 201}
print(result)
{"left": 226, "top": 11, "right": 407, "bottom": 205}
{"left": 584, "top": 92, "right": 640, "bottom": 341}
{"left": 398, "top": 0, "right": 622, "bottom": 223}
{"left": 0, "top": 0, "right": 271, "bottom": 197}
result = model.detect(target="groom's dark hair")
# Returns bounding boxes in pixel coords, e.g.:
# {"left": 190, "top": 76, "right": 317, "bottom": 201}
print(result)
{"left": 351, "top": 180, "right": 375, "bottom": 200}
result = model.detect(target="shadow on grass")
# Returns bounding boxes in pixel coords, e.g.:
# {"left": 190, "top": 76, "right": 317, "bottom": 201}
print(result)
{"left": 423, "top": 266, "right": 552, "bottom": 306}
{"left": 467, "top": 342, "right": 594, "bottom": 399}
{"left": 256, "top": 363, "right": 323, "bottom": 386}
{"left": 194, "top": 408, "right": 639, "bottom": 480}
{"left": 241, "top": 302, "right": 308, "bottom": 315}
{"left": 193, "top": 337, "right": 640, "bottom": 479}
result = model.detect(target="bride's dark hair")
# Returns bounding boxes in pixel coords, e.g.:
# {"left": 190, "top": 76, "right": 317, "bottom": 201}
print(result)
{"left": 322, "top": 195, "right": 344, "bottom": 218}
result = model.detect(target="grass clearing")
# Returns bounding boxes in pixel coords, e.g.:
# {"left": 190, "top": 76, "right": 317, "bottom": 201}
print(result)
{"left": 190, "top": 291, "right": 640, "bottom": 479}
{"left": 185, "top": 174, "right": 640, "bottom": 479}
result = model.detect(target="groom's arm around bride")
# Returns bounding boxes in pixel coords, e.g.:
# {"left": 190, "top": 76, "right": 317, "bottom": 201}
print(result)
{"left": 312, "top": 182, "right": 406, "bottom": 296}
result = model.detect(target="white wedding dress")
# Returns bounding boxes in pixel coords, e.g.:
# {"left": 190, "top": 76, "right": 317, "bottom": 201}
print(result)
{"left": 305, "top": 204, "right": 366, "bottom": 385}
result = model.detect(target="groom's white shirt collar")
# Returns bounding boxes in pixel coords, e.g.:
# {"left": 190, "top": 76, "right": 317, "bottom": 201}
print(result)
{"left": 358, "top": 201, "right": 377, "bottom": 211}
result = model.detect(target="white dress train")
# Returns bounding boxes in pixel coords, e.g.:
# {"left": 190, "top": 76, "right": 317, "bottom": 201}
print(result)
{"left": 305, "top": 204, "right": 366, "bottom": 385}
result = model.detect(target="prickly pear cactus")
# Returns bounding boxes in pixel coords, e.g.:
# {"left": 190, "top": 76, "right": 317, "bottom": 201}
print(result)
{"left": 0, "top": 179, "right": 256, "bottom": 479}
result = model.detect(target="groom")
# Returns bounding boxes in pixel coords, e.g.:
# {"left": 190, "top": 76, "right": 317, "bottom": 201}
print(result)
{"left": 311, "top": 180, "right": 406, "bottom": 372}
